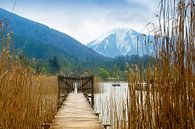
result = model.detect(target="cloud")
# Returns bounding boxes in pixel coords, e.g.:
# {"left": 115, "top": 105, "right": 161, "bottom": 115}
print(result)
{"left": 0, "top": 0, "right": 160, "bottom": 44}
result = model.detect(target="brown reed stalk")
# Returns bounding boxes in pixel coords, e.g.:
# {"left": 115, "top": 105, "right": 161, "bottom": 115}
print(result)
{"left": 128, "top": 0, "right": 195, "bottom": 128}
{"left": 0, "top": 22, "right": 58, "bottom": 128}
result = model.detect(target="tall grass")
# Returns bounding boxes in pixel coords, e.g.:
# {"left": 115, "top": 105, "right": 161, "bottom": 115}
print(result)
{"left": 0, "top": 22, "right": 58, "bottom": 128}
{"left": 128, "top": 0, "right": 195, "bottom": 128}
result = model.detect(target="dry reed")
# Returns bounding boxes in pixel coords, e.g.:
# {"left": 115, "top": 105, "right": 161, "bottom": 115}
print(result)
{"left": 128, "top": 0, "right": 195, "bottom": 128}
{"left": 89, "top": 1, "right": 195, "bottom": 128}
{"left": 0, "top": 21, "right": 58, "bottom": 129}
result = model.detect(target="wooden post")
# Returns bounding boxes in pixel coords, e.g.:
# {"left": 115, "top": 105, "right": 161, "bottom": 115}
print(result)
{"left": 80, "top": 79, "right": 83, "bottom": 92}
{"left": 91, "top": 76, "right": 94, "bottom": 108}
{"left": 64, "top": 79, "right": 66, "bottom": 98}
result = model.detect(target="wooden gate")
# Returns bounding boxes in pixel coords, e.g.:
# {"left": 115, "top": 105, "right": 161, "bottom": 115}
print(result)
{"left": 57, "top": 74, "right": 94, "bottom": 109}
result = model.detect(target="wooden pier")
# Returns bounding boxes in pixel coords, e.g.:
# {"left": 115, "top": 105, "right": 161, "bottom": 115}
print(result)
{"left": 49, "top": 74, "right": 103, "bottom": 129}
{"left": 50, "top": 93, "right": 103, "bottom": 129}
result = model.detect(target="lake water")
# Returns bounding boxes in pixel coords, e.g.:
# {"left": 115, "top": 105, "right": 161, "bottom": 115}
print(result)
{"left": 94, "top": 82, "right": 129, "bottom": 129}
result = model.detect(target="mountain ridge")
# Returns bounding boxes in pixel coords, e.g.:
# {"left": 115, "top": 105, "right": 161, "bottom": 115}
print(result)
{"left": 0, "top": 8, "right": 107, "bottom": 62}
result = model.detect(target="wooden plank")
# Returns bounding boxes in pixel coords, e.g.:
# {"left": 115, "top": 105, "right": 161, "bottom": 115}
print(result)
{"left": 50, "top": 93, "right": 103, "bottom": 129}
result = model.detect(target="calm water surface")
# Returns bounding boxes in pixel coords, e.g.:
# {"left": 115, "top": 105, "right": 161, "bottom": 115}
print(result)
{"left": 94, "top": 82, "right": 129, "bottom": 128}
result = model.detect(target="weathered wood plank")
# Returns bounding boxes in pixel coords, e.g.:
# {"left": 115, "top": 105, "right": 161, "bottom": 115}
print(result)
{"left": 50, "top": 93, "right": 103, "bottom": 129}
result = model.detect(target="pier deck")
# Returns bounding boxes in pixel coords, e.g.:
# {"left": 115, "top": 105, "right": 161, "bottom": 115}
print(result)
{"left": 50, "top": 93, "right": 103, "bottom": 129}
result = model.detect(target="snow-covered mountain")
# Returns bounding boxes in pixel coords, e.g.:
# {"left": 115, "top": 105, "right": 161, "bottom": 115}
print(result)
{"left": 87, "top": 28, "right": 155, "bottom": 58}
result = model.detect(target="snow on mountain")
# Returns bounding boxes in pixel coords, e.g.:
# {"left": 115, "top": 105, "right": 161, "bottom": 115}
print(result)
{"left": 87, "top": 28, "right": 155, "bottom": 58}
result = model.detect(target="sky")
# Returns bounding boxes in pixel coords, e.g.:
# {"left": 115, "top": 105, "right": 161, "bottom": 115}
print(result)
{"left": 0, "top": 0, "right": 159, "bottom": 44}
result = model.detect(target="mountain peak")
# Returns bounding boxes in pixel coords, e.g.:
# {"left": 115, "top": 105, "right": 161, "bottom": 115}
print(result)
{"left": 87, "top": 28, "right": 154, "bottom": 58}
{"left": 89, "top": 28, "right": 137, "bottom": 46}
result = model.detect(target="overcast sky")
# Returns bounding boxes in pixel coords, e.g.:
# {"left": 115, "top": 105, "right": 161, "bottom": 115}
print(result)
{"left": 0, "top": 0, "right": 159, "bottom": 44}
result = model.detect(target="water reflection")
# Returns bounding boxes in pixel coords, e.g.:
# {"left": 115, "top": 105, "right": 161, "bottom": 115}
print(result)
{"left": 94, "top": 82, "right": 128, "bottom": 129}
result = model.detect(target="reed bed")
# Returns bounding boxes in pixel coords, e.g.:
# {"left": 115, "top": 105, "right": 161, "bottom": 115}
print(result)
{"left": 0, "top": 24, "right": 58, "bottom": 128}
{"left": 128, "top": 0, "right": 195, "bottom": 128}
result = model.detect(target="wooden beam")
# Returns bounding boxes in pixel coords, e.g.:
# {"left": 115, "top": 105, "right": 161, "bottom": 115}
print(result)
{"left": 61, "top": 78, "right": 73, "bottom": 90}
{"left": 81, "top": 79, "right": 91, "bottom": 89}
